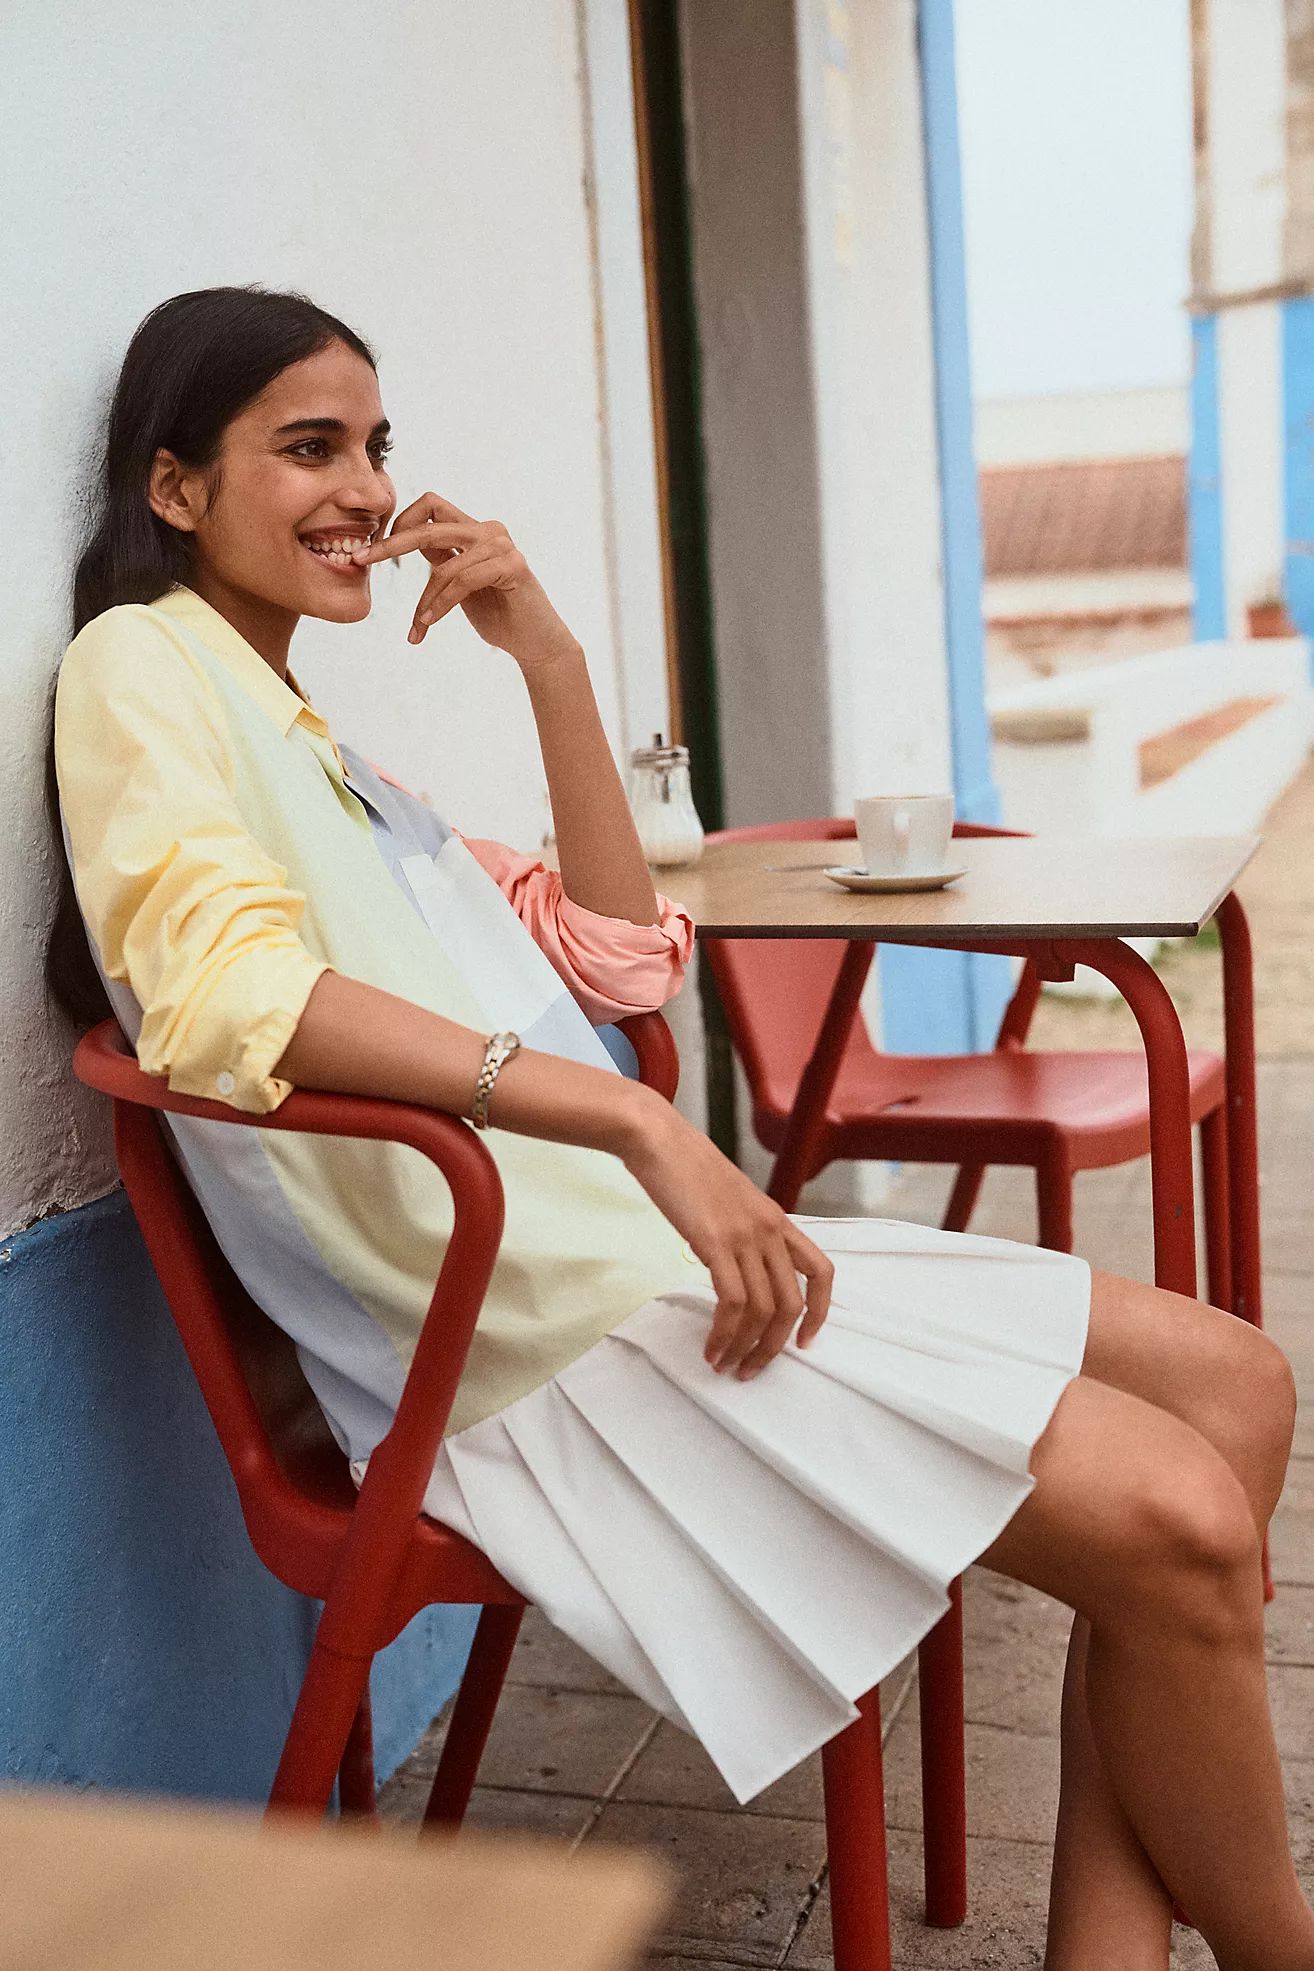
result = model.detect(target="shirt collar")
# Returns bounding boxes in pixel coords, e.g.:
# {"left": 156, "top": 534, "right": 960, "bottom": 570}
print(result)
{"left": 150, "top": 583, "right": 346, "bottom": 772}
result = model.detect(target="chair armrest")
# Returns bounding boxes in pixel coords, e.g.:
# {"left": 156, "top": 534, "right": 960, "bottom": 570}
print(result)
{"left": 615, "top": 1010, "right": 679, "bottom": 1102}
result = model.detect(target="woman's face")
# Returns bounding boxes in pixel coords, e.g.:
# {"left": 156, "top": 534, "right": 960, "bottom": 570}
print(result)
{"left": 156, "top": 340, "right": 397, "bottom": 627}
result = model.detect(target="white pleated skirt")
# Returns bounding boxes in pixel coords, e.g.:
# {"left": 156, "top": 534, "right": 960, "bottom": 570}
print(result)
{"left": 417, "top": 1215, "right": 1091, "bottom": 1805}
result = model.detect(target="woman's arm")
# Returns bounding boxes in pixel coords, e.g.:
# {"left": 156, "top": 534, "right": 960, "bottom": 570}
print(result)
{"left": 275, "top": 969, "right": 834, "bottom": 1381}
{"left": 354, "top": 491, "right": 660, "bottom": 926}
{"left": 522, "top": 647, "right": 660, "bottom": 927}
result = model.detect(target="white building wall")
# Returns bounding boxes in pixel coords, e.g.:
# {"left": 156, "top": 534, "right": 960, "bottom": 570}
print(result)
{"left": 1, "top": 0, "right": 668, "bottom": 1236}
{"left": 1199, "top": 0, "right": 1290, "bottom": 631}
{"left": 821, "top": 0, "right": 954, "bottom": 804}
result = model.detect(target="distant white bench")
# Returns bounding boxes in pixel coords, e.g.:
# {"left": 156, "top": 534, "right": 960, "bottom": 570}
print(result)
{"left": 988, "top": 639, "right": 1314, "bottom": 994}
{"left": 988, "top": 639, "right": 1314, "bottom": 839}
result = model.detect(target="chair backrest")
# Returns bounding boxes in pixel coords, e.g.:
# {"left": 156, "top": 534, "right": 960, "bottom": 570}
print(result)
{"left": 701, "top": 818, "right": 1029, "bottom": 1119}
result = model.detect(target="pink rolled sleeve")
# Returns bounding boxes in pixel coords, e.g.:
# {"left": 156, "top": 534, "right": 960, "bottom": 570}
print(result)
{"left": 459, "top": 833, "right": 694, "bottom": 1024}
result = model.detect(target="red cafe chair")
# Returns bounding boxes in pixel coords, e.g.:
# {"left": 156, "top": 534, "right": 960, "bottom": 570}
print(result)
{"left": 73, "top": 1010, "right": 959, "bottom": 1971}
{"left": 701, "top": 816, "right": 1234, "bottom": 1929}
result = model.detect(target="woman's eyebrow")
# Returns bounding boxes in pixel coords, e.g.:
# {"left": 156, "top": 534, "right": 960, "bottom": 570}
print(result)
{"left": 272, "top": 416, "right": 392, "bottom": 439}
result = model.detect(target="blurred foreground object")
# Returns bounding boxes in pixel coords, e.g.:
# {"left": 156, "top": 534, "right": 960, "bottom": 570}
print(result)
{"left": 0, "top": 1785, "right": 667, "bottom": 1971}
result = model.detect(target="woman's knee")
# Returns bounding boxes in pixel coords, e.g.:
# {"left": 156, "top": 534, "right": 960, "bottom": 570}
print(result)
{"left": 1207, "top": 1320, "right": 1297, "bottom": 1510}
{"left": 1120, "top": 1453, "right": 1264, "bottom": 1647}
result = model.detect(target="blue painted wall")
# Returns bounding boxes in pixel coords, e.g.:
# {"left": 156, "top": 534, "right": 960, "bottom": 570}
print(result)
{"left": 1283, "top": 296, "right": 1314, "bottom": 672}
{"left": 0, "top": 1191, "right": 474, "bottom": 1802}
{"left": 880, "top": 0, "right": 1009, "bottom": 1057}
{"left": 1190, "top": 313, "right": 1227, "bottom": 641}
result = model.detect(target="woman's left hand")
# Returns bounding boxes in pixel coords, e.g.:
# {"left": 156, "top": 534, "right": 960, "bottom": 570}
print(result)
{"left": 351, "top": 491, "right": 581, "bottom": 668}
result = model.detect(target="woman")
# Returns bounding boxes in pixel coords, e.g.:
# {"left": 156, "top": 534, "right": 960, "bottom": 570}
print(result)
{"left": 49, "top": 286, "right": 1308, "bottom": 1970}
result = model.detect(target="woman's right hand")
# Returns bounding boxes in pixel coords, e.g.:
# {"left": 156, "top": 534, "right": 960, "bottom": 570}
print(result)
{"left": 621, "top": 1096, "right": 834, "bottom": 1380}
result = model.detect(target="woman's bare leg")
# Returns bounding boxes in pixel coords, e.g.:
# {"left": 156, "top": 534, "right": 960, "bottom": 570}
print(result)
{"left": 1039, "top": 1270, "right": 1298, "bottom": 1967}
{"left": 977, "top": 1366, "right": 1312, "bottom": 1971}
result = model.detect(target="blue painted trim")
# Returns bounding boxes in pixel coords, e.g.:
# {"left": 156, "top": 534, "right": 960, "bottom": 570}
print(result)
{"left": 1190, "top": 313, "right": 1227, "bottom": 640}
{"left": 880, "top": 0, "right": 1009, "bottom": 1056}
{"left": 0, "top": 1190, "right": 473, "bottom": 1801}
{"left": 1282, "top": 296, "right": 1314, "bottom": 675}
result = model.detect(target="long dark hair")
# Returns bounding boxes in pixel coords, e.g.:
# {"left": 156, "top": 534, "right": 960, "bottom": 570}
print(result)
{"left": 46, "top": 284, "right": 378, "bottom": 1028}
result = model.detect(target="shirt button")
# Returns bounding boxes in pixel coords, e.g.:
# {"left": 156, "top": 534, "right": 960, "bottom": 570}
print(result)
{"left": 216, "top": 1071, "right": 236, "bottom": 1096}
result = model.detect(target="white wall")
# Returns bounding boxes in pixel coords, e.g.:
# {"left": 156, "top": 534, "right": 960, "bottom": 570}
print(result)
{"left": 1194, "top": 0, "right": 1289, "bottom": 631}
{"left": 1, "top": 0, "right": 667, "bottom": 1235}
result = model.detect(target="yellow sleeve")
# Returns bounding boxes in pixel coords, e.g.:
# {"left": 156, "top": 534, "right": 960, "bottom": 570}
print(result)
{"left": 54, "top": 604, "right": 330, "bottom": 1112}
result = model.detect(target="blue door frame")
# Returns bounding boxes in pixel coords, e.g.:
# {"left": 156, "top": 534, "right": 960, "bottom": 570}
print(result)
{"left": 880, "top": 0, "right": 1009, "bottom": 1056}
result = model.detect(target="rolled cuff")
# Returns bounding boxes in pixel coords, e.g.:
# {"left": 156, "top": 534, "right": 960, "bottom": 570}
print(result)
{"left": 460, "top": 835, "right": 694, "bottom": 1023}
{"left": 138, "top": 945, "right": 333, "bottom": 1114}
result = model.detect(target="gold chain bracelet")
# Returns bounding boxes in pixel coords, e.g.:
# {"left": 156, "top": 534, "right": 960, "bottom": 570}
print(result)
{"left": 470, "top": 1030, "right": 522, "bottom": 1129}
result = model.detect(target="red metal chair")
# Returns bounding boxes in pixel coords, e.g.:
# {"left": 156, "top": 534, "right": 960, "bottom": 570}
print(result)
{"left": 73, "top": 1010, "right": 954, "bottom": 1971}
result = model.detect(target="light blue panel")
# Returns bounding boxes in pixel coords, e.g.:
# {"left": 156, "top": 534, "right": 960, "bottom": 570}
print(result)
{"left": 880, "top": 0, "right": 1009, "bottom": 1057}
{"left": 1283, "top": 296, "right": 1314, "bottom": 670}
{"left": 1190, "top": 313, "right": 1227, "bottom": 640}
{"left": 0, "top": 1192, "right": 473, "bottom": 1800}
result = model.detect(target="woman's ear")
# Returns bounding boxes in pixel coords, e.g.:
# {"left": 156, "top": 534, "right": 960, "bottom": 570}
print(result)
{"left": 148, "top": 448, "right": 200, "bottom": 535}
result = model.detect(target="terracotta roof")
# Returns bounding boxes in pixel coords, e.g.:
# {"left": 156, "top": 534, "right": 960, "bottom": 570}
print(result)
{"left": 980, "top": 454, "right": 1187, "bottom": 578}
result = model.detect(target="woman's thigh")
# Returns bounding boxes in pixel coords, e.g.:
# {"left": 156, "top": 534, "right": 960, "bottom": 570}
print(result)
{"left": 976, "top": 1371, "right": 1260, "bottom": 1625}
{"left": 1080, "top": 1269, "right": 1296, "bottom": 1521}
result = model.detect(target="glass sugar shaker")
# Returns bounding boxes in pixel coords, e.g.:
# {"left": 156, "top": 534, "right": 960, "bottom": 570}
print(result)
{"left": 628, "top": 732, "right": 705, "bottom": 868}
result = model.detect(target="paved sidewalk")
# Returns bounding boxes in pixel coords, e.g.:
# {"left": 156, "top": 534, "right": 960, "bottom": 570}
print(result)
{"left": 381, "top": 1061, "right": 1314, "bottom": 1967}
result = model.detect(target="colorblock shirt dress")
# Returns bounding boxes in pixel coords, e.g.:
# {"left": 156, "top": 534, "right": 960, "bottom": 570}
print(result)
{"left": 55, "top": 583, "right": 1091, "bottom": 1803}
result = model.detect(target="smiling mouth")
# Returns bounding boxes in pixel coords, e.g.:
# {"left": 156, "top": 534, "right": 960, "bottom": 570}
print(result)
{"left": 299, "top": 530, "right": 376, "bottom": 572}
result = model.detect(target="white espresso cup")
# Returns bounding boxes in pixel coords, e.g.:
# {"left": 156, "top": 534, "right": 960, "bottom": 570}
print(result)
{"left": 854, "top": 793, "right": 955, "bottom": 877}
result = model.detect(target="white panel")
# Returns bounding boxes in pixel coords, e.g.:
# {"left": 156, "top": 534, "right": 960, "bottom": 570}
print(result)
{"left": 1208, "top": 0, "right": 1288, "bottom": 293}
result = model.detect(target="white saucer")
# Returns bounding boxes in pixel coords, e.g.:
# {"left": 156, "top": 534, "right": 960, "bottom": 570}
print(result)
{"left": 823, "top": 864, "right": 968, "bottom": 894}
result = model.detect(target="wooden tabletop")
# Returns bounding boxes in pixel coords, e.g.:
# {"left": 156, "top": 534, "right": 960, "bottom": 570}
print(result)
{"left": 666, "top": 834, "right": 1261, "bottom": 942}
{"left": 0, "top": 1788, "right": 667, "bottom": 1971}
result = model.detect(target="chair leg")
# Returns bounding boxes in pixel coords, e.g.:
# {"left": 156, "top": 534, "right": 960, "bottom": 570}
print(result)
{"left": 268, "top": 1636, "right": 375, "bottom": 1819}
{"left": 941, "top": 1163, "right": 986, "bottom": 1235}
{"left": 918, "top": 1579, "right": 967, "bottom": 1927}
{"left": 821, "top": 1688, "right": 892, "bottom": 1971}
{"left": 337, "top": 1685, "right": 377, "bottom": 1820}
{"left": 422, "top": 1603, "right": 526, "bottom": 1829}
{"left": 1200, "top": 1107, "right": 1233, "bottom": 1313}
{"left": 1036, "top": 1155, "right": 1074, "bottom": 1254}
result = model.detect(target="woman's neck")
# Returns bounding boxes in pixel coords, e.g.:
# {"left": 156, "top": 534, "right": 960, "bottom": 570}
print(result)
{"left": 187, "top": 570, "right": 299, "bottom": 677}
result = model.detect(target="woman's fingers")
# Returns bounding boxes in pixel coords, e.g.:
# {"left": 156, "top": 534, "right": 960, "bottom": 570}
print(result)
{"left": 786, "top": 1223, "right": 834, "bottom": 1346}
{"left": 704, "top": 1253, "right": 749, "bottom": 1369}
{"left": 732, "top": 1236, "right": 807, "bottom": 1379}
{"left": 410, "top": 541, "right": 506, "bottom": 637}
{"left": 388, "top": 490, "right": 477, "bottom": 537}
{"left": 353, "top": 520, "right": 479, "bottom": 566}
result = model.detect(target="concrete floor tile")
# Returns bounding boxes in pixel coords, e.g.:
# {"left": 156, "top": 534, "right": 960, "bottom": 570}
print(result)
{"left": 961, "top": 1574, "right": 1071, "bottom": 1737}
{"left": 1266, "top": 1582, "right": 1314, "bottom": 1665}
{"left": 881, "top": 1709, "right": 1060, "bottom": 1846}
{"left": 617, "top": 1661, "right": 915, "bottom": 1823}
{"left": 788, "top": 1829, "right": 1053, "bottom": 1969}
{"left": 1282, "top": 1758, "right": 1314, "bottom": 1862}
{"left": 586, "top": 1799, "right": 824, "bottom": 1962}
{"left": 617, "top": 1720, "right": 825, "bottom": 1823}
{"left": 504, "top": 1605, "right": 627, "bottom": 1696}
{"left": 1269, "top": 1664, "right": 1314, "bottom": 1761}
{"left": 378, "top": 1775, "right": 598, "bottom": 1842}
{"left": 408, "top": 1682, "right": 657, "bottom": 1798}
{"left": 1272, "top": 1461, "right": 1314, "bottom": 1586}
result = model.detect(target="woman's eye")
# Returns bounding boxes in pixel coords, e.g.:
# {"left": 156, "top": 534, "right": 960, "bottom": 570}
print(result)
{"left": 288, "top": 439, "right": 393, "bottom": 463}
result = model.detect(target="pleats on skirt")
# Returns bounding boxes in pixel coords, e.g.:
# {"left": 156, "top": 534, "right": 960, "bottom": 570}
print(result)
{"left": 416, "top": 1215, "right": 1091, "bottom": 1804}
